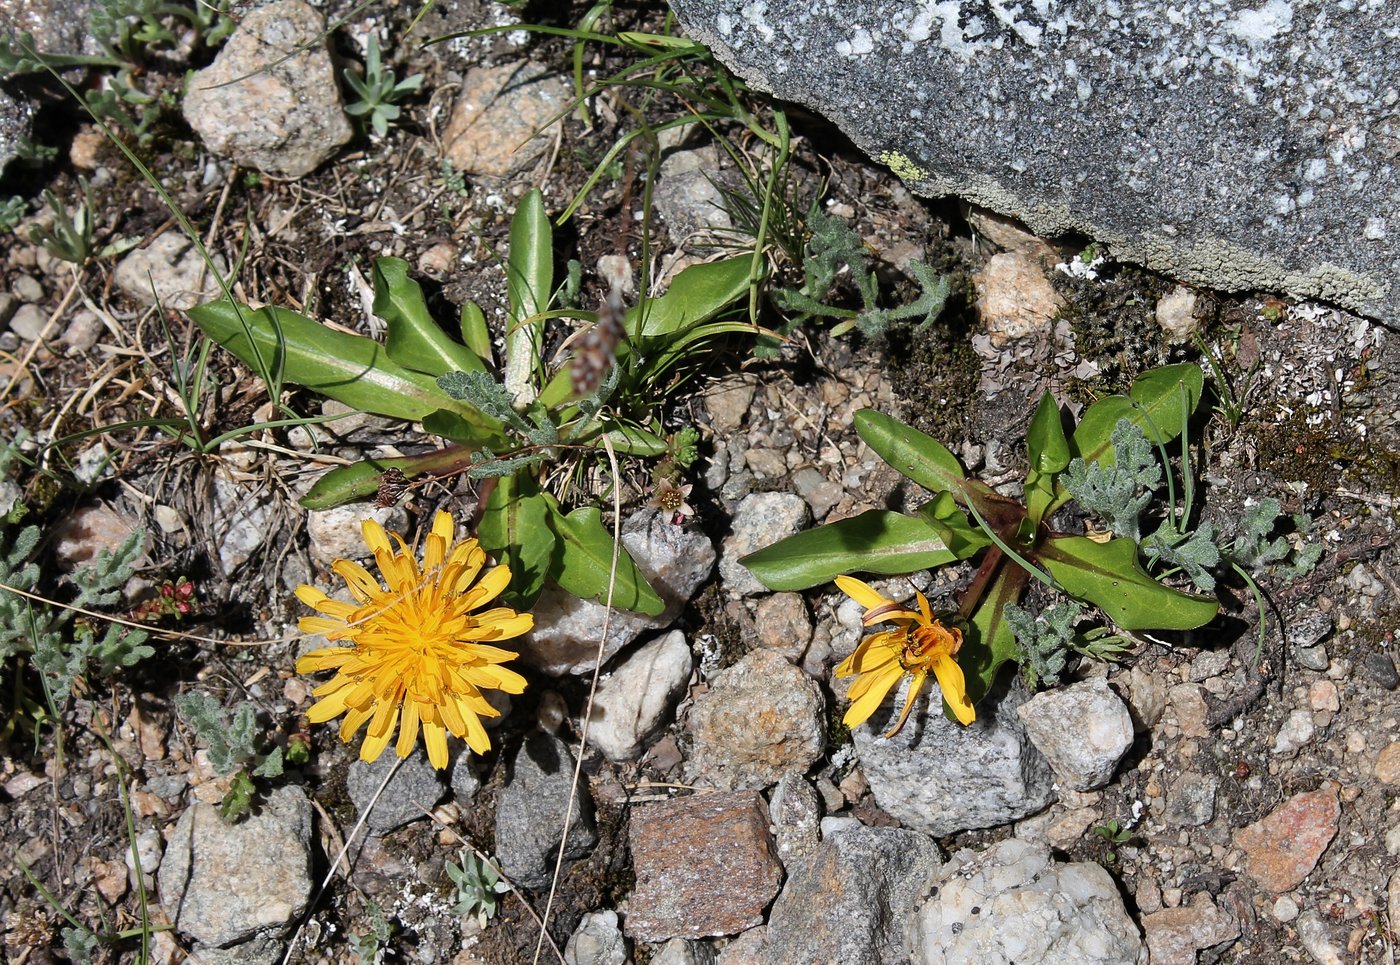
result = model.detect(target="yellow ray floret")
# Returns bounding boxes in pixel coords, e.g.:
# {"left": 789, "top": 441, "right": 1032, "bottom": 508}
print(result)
{"left": 834, "top": 576, "right": 975, "bottom": 735}
{"left": 294, "top": 510, "right": 532, "bottom": 769}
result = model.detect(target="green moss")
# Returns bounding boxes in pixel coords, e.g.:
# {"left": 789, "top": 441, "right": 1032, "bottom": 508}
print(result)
{"left": 1250, "top": 407, "right": 1400, "bottom": 501}
{"left": 1054, "top": 264, "right": 1183, "bottom": 391}
{"left": 887, "top": 275, "right": 981, "bottom": 448}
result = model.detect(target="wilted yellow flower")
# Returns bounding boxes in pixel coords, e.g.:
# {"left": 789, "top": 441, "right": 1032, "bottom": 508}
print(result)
{"left": 294, "top": 511, "right": 531, "bottom": 769}
{"left": 833, "top": 575, "right": 975, "bottom": 735}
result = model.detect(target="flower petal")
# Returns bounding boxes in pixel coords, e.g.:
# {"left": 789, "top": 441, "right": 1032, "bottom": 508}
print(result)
{"left": 882, "top": 670, "right": 927, "bottom": 737}
{"left": 931, "top": 653, "right": 976, "bottom": 725}
{"left": 842, "top": 662, "right": 904, "bottom": 729}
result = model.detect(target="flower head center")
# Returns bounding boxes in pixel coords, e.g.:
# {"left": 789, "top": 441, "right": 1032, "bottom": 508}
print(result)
{"left": 899, "top": 621, "right": 962, "bottom": 672}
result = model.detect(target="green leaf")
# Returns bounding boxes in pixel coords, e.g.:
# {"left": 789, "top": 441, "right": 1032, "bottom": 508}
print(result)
{"left": 503, "top": 189, "right": 551, "bottom": 403}
{"left": 544, "top": 494, "right": 665, "bottom": 615}
{"left": 606, "top": 423, "right": 668, "bottom": 457}
{"left": 189, "top": 301, "right": 497, "bottom": 433}
{"left": 854, "top": 409, "right": 967, "bottom": 497}
{"left": 478, "top": 475, "right": 555, "bottom": 609}
{"left": 1073, "top": 364, "right": 1203, "bottom": 467}
{"left": 1039, "top": 535, "right": 1219, "bottom": 630}
{"left": 633, "top": 256, "right": 751, "bottom": 340}
{"left": 459, "top": 299, "right": 492, "bottom": 365}
{"left": 739, "top": 509, "right": 957, "bottom": 591}
{"left": 374, "top": 257, "right": 485, "bottom": 376}
{"left": 916, "top": 491, "right": 992, "bottom": 558}
{"left": 1025, "top": 390, "right": 1069, "bottom": 526}
{"left": 299, "top": 447, "right": 478, "bottom": 509}
{"left": 963, "top": 565, "right": 1029, "bottom": 706}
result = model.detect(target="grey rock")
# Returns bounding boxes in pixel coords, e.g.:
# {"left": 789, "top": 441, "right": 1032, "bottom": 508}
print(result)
{"left": 157, "top": 785, "right": 312, "bottom": 948}
{"left": 909, "top": 838, "right": 1143, "bottom": 965}
{"left": 703, "top": 375, "right": 756, "bottom": 434}
{"left": 1362, "top": 652, "right": 1400, "bottom": 691}
{"left": 672, "top": 0, "right": 1400, "bottom": 325}
{"left": 1272, "top": 708, "right": 1315, "bottom": 756}
{"left": 1188, "top": 649, "right": 1232, "bottom": 683}
{"left": 189, "top": 934, "right": 283, "bottom": 965}
{"left": 125, "top": 827, "right": 163, "bottom": 890}
{"left": 1289, "top": 611, "right": 1334, "bottom": 671}
{"left": 61, "top": 309, "right": 103, "bottom": 353}
{"left": 1163, "top": 772, "right": 1220, "bottom": 828}
{"left": 719, "top": 492, "right": 809, "bottom": 596}
{"left": 585, "top": 630, "right": 693, "bottom": 761}
{"left": 495, "top": 731, "right": 597, "bottom": 890}
{"left": 687, "top": 649, "right": 824, "bottom": 791}
{"left": 526, "top": 509, "right": 715, "bottom": 675}
{"left": 790, "top": 467, "right": 843, "bottom": 521}
{"left": 652, "top": 938, "right": 717, "bottom": 965}
{"left": 763, "top": 825, "right": 941, "bottom": 965}
{"left": 655, "top": 137, "right": 734, "bottom": 246}
{"left": 183, "top": 0, "right": 352, "bottom": 178}
{"left": 768, "top": 771, "right": 821, "bottom": 864}
{"left": 0, "top": 292, "right": 18, "bottom": 327}
{"left": 11, "top": 273, "right": 42, "bottom": 303}
{"left": 345, "top": 751, "right": 446, "bottom": 834}
{"left": 305, "top": 503, "right": 409, "bottom": 563}
{"left": 1016, "top": 678, "right": 1134, "bottom": 791}
{"left": 1156, "top": 286, "right": 1200, "bottom": 343}
{"left": 565, "top": 909, "right": 628, "bottom": 965}
{"left": 853, "top": 676, "right": 1054, "bottom": 837}
{"left": 210, "top": 473, "right": 275, "bottom": 574}
{"left": 1296, "top": 909, "right": 1346, "bottom": 965}
{"left": 51, "top": 503, "right": 145, "bottom": 571}
{"left": 114, "top": 233, "right": 227, "bottom": 311}
{"left": 449, "top": 750, "right": 481, "bottom": 803}
{"left": 1, "top": 0, "right": 98, "bottom": 58}
{"left": 9, "top": 302, "right": 48, "bottom": 341}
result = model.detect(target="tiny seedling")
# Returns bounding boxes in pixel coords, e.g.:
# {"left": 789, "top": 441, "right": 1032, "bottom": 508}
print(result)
{"left": 446, "top": 850, "right": 510, "bottom": 928}
{"left": 343, "top": 32, "right": 423, "bottom": 138}
{"left": 174, "top": 691, "right": 286, "bottom": 821}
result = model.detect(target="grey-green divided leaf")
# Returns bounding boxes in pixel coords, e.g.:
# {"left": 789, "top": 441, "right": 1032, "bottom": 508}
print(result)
{"left": 1039, "top": 535, "right": 1218, "bottom": 630}
{"left": 855, "top": 409, "right": 966, "bottom": 498}
{"left": 479, "top": 475, "right": 555, "bottom": 610}
{"left": 375, "top": 257, "right": 486, "bottom": 376}
{"left": 545, "top": 494, "right": 665, "bottom": 616}
{"left": 189, "top": 301, "right": 502, "bottom": 444}
{"left": 739, "top": 509, "right": 956, "bottom": 592}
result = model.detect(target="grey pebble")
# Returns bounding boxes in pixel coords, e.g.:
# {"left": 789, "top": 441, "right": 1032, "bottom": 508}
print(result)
{"left": 1361, "top": 652, "right": 1399, "bottom": 690}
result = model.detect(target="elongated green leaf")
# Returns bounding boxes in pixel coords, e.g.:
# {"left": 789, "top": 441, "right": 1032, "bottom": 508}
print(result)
{"left": 479, "top": 475, "right": 555, "bottom": 609}
{"left": 504, "top": 189, "right": 551, "bottom": 404}
{"left": 606, "top": 423, "right": 668, "bottom": 456}
{"left": 1040, "top": 535, "right": 1218, "bottom": 630}
{"left": 459, "top": 299, "right": 492, "bottom": 365}
{"left": 374, "top": 257, "right": 485, "bottom": 376}
{"left": 1025, "top": 390, "right": 1070, "bottom": 526}
{"left": 189, "top": 301, "right": 494, "bottom": 430}
{"left": 633, "top": 255, "right": 751, "bottom": 340}
{"left": 740, "top": 510, "right": 956, "bottom": 591}
{"left": 298, "top": 446, "right": 478, "bottom": 509}
{"left": 963, "top": 564, "right": 1029, "bottom": 706}
{"left": 855, "top": 409, "right": 966, "bottom": 497}
{"left": 545, "top": 494, "right": 665, "bottom": 615}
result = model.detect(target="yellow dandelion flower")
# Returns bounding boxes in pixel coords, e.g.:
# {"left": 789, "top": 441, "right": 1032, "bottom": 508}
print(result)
{"left": 833, "top": 575, "right": 975, "bottom": 735}
{"left": 294, "top": 510, "right": 532, "bottom": 769}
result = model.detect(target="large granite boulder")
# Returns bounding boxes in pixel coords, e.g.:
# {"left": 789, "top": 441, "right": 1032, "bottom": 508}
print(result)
{"left": 670, "top": 0, "right": 1400, "bottom": 323}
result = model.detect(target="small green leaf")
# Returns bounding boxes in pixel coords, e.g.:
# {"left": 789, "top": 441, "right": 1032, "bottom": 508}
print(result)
{"left": 1073, "top": 364, "right": 1203, "bottom": 467}
{"left": 375, "top": 257, "right": 485, "bottom": 376}
{"left": 633, "top": 256, "right": 751, "bottom": 340}
{"left": 740, "top": 509, "right": 956, "bottom": 591}
{"left": 1025, "top": 390, "right": 1069, "bottom": 526}
{"left": 459, "top": 299, "right": 492, "bottom": 365}
{"left": 1039, "top": 535, "right": 1219, "bottom": 630}
{"left": 915, "top": 491, "right": 992, "bottom": 558}
{"left": 479, "top": 475, "right": 555, "bottom": 609}
{"left": 544, "top": 494, "right": 665, "bottom": 616}
{"left": 854, "top": 410, "right": 967, "bottom": 497}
